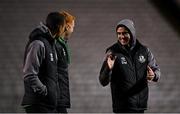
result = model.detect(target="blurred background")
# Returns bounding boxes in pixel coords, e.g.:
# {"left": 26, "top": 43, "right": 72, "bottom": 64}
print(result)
{"left": 0, "top": 0, "right": 180, "bottom": 113}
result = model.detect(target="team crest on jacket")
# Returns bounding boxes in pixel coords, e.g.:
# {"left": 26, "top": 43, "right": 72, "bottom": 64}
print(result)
{"left": 138, "top": 55, "right": 146, "bottom": 63}
{"left": 121, "top": 57, "right": 127, "bottom": 64}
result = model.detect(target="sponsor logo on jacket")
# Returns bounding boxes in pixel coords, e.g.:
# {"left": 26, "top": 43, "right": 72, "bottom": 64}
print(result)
{"left": 50, "top": 53, "right": 54, "bottom": 61}
{"left": 62, "top": 48, "right": 66, "bottom": 57}
{"left": 121, "top": 57, "right": 127, "bottom": 64}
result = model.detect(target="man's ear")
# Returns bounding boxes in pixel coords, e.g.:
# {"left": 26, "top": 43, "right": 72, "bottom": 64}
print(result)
{"left": 65, "top": 25, "right": 70, "bottom": 31}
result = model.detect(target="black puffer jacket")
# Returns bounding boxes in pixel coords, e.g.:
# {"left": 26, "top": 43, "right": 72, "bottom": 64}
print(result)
{"left": 55, "top": 37, "right": 71, "bottom": 108}
{"left": 22, "top": 23, "right": 59, "bottom": 108}
{"left": 99, "top": 19, "right": 160, "bottom": 112}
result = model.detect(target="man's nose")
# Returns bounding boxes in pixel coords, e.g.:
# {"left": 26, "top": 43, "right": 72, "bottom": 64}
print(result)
{"left": 119, "top": 34, "right": 125, "bottom": 38}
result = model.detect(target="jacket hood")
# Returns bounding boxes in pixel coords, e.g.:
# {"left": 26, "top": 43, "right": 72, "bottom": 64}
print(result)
{"left": 116, "top": 19, "right": 136, "bottom": 50}
{"left": 29, "top": 22, "right": 54, "bottom": 41}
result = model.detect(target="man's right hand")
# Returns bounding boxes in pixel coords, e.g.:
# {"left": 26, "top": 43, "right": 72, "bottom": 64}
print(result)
{"left": 107, "top": 54, "right": 116, "bottom": 70}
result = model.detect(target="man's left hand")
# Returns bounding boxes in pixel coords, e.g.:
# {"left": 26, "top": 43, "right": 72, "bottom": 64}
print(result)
{"left": 147, "top": 66, "right": 155, "bottom": 82}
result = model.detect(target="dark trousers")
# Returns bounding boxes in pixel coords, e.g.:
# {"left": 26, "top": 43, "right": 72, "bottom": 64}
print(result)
{"left": 113, "top": 109, "right": 144, "bottom": 113}
{"left": 56, "top": 107, "right": 67, "bottom": 113}
{"left": 24, "top": 105, "right": 67, "bottom": 113}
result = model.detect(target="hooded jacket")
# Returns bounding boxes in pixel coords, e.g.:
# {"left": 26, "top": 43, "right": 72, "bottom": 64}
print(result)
{"left": 22, "top": 22, "right": 59, "bottom": 108}
{"left": 99, "top": 19, "right": 160, "bottom": 112}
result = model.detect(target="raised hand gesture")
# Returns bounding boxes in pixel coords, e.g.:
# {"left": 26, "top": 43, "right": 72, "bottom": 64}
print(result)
{"left": 106, "top": 53, "right": 116, "bottom": 70}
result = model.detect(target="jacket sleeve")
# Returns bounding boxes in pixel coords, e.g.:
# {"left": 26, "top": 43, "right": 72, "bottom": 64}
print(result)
{"left": 23, "top": 40, "right": 47, "bottom": 96}
{"left": 147, "top": 48, "right": 161, "bottom": 82}
{"left": 99, "top": 52, "right": 112, "bottom": 86}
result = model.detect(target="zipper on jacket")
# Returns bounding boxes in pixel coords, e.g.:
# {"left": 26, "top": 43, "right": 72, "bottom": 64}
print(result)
{"left": 125, "top": 48, "right": 140, "bottom": 108}
{"left": 129, "top": 51, "right": 140, "bottom": 108}
{"left": 134, "top": 52, "right": 141, "bottom": 108}
{"left": 127, "top": 51, "right": 137, "bottom": 82}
